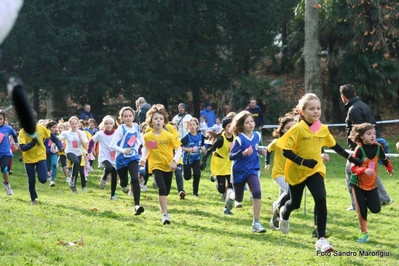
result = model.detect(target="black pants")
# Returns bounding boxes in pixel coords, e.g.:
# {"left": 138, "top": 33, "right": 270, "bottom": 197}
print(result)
{"left": 102, "top": 160, "right": 118, "bottom": 197}
{"left": 117, "top": 161, "right": 140, "bottom": 205}
{"left": 282, "top": 173, "right": 327, "bottom": 238}
{"left": 216, "top": 175, "right": 232, "bottom": 194}
{"left": 183, "top": 160, "right": 201, "bottom": 195}
{"left": 352, "top": 186, "right": 380, "bottom": 221}
{"left": 153, "top": 170, "right": 173, "bottom": 196}
{"left": 67, "top": 153, "right": 85, "bottom": 187}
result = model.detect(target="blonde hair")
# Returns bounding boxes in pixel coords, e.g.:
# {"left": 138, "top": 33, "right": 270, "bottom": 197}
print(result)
{"left": 295, "top": 93, "right": 320, "bottom": 119}
{"left": 185, "top": 117, "right": 199, "bottom": 129}
{"left": 68, "top": 116, "right": 79, "bottom": 125}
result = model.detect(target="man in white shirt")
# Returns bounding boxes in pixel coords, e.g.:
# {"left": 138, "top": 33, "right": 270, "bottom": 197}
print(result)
{"left": 172, "top": 103, "right": 193, "bottom": 139}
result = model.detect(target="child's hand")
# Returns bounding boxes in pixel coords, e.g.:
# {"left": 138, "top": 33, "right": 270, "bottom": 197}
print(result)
{"left": 396, "top": 141, "right": 399, "bottom": 151}
{"left": 14, "top": 143, "right": 19, "bottom": 151}
{"left": 322, "top": 153, "right": 330, "bottom": 162}
{"left": 139, "top": 159, "right": 146, "bottom": 167}
{"left": 170, "top": 160, "right": 177, "bottom": 170}
{"left": 201, "top": 146, "right": 206, "bottom": 153}
{"left": 124, "top": 148, "right": 131, "bottom": 154}
{"left": 364, "top": 168, "right": 375, "bottom": 176}
{"left": 244, "top": 145, "right": 253, "bottom": 156}
{"left": 192, "top": 146, "right": 198, "bottom": 153}
{"left": 388, "top": 170, "right": 393, "bottom": 177}
{"left": 259, "top": 148, "right": 266, "bottom": 156}
{"left": 264, "top": 164, "right": 270, "bottom": 175}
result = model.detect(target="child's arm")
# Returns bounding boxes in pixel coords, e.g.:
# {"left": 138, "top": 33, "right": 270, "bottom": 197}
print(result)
{"left": 200, "top": 136, "right": 224, "bottom": 170}
{"left": 379, "top": 147, "right": 393, "bottom": 176}
{"left": 50, "top": 132, "right": 64, "bottom": 151}
{"left": 350, "top": 148, "right": 368, "bottom": 176}
{"left": 264, "top": 149, "right": 272, "bottom": 175}
{"left": 229, "top": 138, "right": 252, "bottom": 160}
{"left": 19, "top": 137, "right": 38, "bottom": 152}
{"left": 282, "top": 149, "right": 318, "bottom": 168}
{"left": 329, "top": 143, "right": 362, "bottom": 166}
{"left": 139, "top": 147, "right": 148, "bottom": 166}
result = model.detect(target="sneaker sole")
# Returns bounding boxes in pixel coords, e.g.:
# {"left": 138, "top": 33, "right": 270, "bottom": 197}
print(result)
{"left": 252, "top": 228, "right": 267, "bottom": 233}
{"left": 163, "top": 220, "right": 171, "bottom": 225}
{"left": 134, "top": 206, "right": 145, "bottom": 215}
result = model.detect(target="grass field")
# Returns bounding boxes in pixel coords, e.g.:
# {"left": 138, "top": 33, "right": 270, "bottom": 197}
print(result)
{"left": 1, "top": 139, "right": 399, "bottom": 266}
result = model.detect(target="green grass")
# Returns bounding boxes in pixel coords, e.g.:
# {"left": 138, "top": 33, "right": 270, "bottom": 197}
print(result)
{"left": 1, "top": 139, "right": 399, "bottom": 266}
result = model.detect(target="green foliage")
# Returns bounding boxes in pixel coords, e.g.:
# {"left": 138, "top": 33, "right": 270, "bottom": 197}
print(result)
{"left": 2, "top": 147, "right": 399, "bottom": 265}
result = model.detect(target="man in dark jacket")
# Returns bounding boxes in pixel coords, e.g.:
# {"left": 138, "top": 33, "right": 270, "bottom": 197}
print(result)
{"left": 136, "top": 97, "right": 151, "bottom": 124}
{"left": 340, "top": 84, "right": 393, "bottom": 211}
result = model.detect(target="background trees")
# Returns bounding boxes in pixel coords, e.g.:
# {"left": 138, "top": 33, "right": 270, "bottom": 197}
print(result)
{"left": 1, "top": 0, "right": 398, "bottom": 124}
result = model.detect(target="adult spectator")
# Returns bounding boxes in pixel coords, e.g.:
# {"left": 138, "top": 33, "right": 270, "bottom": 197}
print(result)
{"left": 246, "top": 99, "right": 265, "bottom": 131}
{"left": 200, "top": 102, "right": 216, "bottom": 127}
{"left": 136, "top": 97, "right": 151, "bottom": 124}
{"left": 340, "top": 84, "right": 393, "bottom": 211}
{"left": 79, "top": 104, "right": 94, "bottom": 121}
{"left": 172, "top": 103, "right": 193, "bottom": 139}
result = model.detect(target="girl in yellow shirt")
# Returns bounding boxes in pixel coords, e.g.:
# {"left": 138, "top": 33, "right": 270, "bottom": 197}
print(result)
{"left": 277, "top": 93, "right": 361, "bottom": 253}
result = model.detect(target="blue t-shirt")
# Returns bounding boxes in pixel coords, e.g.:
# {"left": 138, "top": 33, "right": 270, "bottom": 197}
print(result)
{"left": 229, "top": 132, "right": 261, "bottom": 183}
{"left": 115, "top": 124, "right": 141, "bottom": 169}
{"left": 181, "top": 133, "right": 204, "bottom": 165}
{"left": 0, "top": 124, "right": 18, "bottom": 157}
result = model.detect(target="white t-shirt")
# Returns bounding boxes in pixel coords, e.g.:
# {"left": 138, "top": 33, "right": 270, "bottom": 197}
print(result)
{"left": 58, "top": 130, "right": 89, "bottom": 156}
{"left": 91, "top": 130, "right": 116, "bottom": 166}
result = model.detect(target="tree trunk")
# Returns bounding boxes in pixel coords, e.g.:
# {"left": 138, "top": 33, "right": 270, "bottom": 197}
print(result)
{"left": 304, "top": 0, "right": 323, "bottom": 110}
{"left": 46, "top": 90, "right": 69, "bottom": 121}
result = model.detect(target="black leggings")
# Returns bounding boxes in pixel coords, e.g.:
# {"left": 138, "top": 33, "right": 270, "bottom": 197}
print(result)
{"left": 183, "top": 160, "right": 201, "bottom": 195}
{"left": 352, "top": 186, "right": 380, "bottom": 221}
{"left": 153, "top": 170, "right": 173, "bottom": 196}
{"left": 282, "top": 173, "right": 327, "bottom": 238}
{"left": 102, "top": 160, "right": 118, "bottom": 197}
{"left": 216, "top": 175, "right": 232, "bottom": 194}
{"left": 67, "top": 153, "right": 84, "bottom": 186}
{"left": 117, "top": 161, "right": 140, "bottom": 205}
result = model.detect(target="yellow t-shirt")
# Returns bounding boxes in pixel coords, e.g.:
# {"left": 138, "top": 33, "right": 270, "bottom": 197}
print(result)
{"left": 144, "top": 129, "right": 181, "bottom": 173}
{"left": 18, "top": 125, "right": 51, "bottom": 163}
{"left": 145, "top": 123, "right": 179, "bottom": 140}
{"left": 267, "top": 138, "right": 286, "bottom": 180}
{"left": 277, "top": 120, "right": 336, "bottom": 185}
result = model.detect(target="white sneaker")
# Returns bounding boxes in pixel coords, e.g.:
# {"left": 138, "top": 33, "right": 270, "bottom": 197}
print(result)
{"left": 141, "top": 185, "right": 148, "bottom": 192}
{"left": 382, "top": 198, "right": 394, "bottom": 206}
{"left": 128, "top": 191, "right": 134, "bottom": 196}
{"left": 162, "top": 213, "right": 171, "bottom": 225}
{"left": 121, "top": 186, "right": 129, "bottom": 194}
{"left": 279, "top": 206, "right": 290, "bottom": 234}
{"left": 4, "top": 182, "right": 13, "bottom": 195}
{"left": 66, "top": 177, "right": 71, "bottom": 183}
{"left": 234, "top": 201, "right": 243, "bottom": 208}
{"left": 82, "top": 187, "right": 87, "bottom": 193}
{"left": 252, "top": 222, "right": 266, "bottom": 233}
{"left": 99, "top": 179, "right": 106, "bottom": 189}
{"left": 110, "top": 195, "right": 117, "bottom": 200}
{"left": 316, "top": 237, "right": 334, "bottom": 252}
{"left": 225, "top": 188, "right": 235, "bottom": 210}
{"left": 49, "top": 181, "right": 56, "bottom": 187}
{"left": 134, "top": 205, "right": 145, "bottom": 215}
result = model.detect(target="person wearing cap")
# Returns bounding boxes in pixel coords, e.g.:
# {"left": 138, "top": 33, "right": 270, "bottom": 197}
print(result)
{"left": 172, "top": 103, "right": 193, "bottom": 139}
{"left": 200, "top": 102, "right": 217, "bottom": 127}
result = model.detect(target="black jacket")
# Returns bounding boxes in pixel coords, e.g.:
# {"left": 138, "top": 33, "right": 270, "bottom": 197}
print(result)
{"left": 344, "top": 96, "right": 380, "bottom": 150}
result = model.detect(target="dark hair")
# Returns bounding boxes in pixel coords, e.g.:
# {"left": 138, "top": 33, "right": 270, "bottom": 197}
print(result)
{"left": 340, "top": 84, "right": 356, "bottom": 99}
{"left": 46, "top": 120, "right": 57, "bottom": 129}
{"left": 0, "top": 111, "right": 5, "bottom": 119}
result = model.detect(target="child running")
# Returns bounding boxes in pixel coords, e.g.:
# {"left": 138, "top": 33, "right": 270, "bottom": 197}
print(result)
{"left": 58, "top": 116, "right": 89, "bottom": 193}
{"left": 88, "top": 115, "right": 118, "bottom": 200}
{"left": 180, "top": 118, "right": 205, "bottom": 197}
{"left": 110, "top": 107, "right": 145, "bottom": 215}
{"left": 349, "top": 123, "right": 393, "bottom": 243}
{"left": 44, "top": 120, "right": 60, "bottom": 187}
{"left": 140, "top": 104, "right": 182, "bottom": 225}
{"left": 228, "top": 110, "right": 266, "bottom": 233}
{"left": 201, "top": 117, "right": 235, "bottom": 214}
{"left": 277, "top": 93, "right": 362, "bottom": 252}
{"left": 0, "top": 111, "right": 19, "bottom": 195}
{"left": 19, "top": 110, "right": 63, "bottom": 204}
{"left": 264, "top": 116, "right": 295, "bottom": 229}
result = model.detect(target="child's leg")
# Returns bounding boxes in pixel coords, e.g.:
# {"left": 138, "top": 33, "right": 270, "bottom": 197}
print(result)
{"left": 1, "top": 156, "right": 11, "bottom": 183}
{"left": 79, "top": 166, "right": 86, "bottom": 188}
{"left": 216, "top": 175, "right": 227, "bottom": 194}
{"left": 50, "top": 154, "right": 58, "bottom": 181}
{"left": 274, "top": 176, "right": 289, "bottom": 206}
{"left": 8, "top": 157, "right": 12, "bottom": 174}
{"left": 247, "top": 174, "right": 262, "bottom": 221}
{"left": 183, "top": 164, "right": 192, "bottom": 181}
{"left": 66, "top": 153, "right": 81, "bottom": 184}
{"left": 154, "top": 170, "right": 168, "bottom": 213}
{"left": 282, "top": 182, "right": 306, "bottom": 220}
{"left": 174, "top": 163, "right": 184, "bottom": 193}
{"left": 192, "top": 160, "right": 201, "bottom": 196}
{"left": 352, "top": 186, "right": 368, "bottom": 232}
{"left": 367, "top": 188, "right": 381, "bottom": 214}
{"left": 117, "top": 167, "right": 128, "bottom": 188}
{"left": 306, "top": 173, "right": 327, "bottom": 238}
{"left": 59, "top": 155, "right": 68, "bottom": 178}
{"left": 127, "top": 161, "right": 140, "bottom": 205}
{"left": 25, "top": 163, "right": 37, "bottom": 201}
